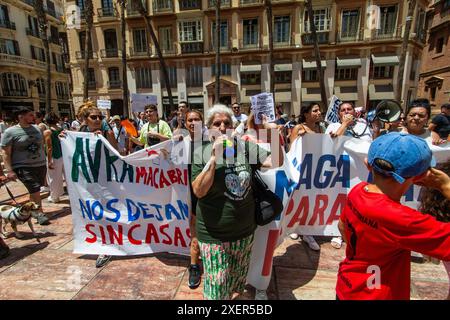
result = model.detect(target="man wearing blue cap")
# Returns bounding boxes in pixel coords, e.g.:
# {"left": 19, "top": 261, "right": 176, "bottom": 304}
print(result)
{"left": 336, "top": 132, "right": 450, "bottom": 300}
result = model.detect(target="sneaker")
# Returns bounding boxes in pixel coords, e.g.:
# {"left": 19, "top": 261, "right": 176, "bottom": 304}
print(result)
{"left": 36, "top": 213, "right": 50, "bottom": 225}
{"left": 289, "top": 233, "right": 300, "bottom": 240}
{"left": 48, "top": 197, "right": 60, "bottom": 203}
{"left": 95, "top": 255, "right": 111, "bottom": 268}
{"left": 40, "top": 186, "right": 50, "bottom": 193}
{"left": 303, "top": 235, "right": 320, "bottom": 251}
{"left": 255, "top": 289, "right": 268, "bottom": 300}
{"left": 188, "top": 264, "right": 201, "bottom": 289}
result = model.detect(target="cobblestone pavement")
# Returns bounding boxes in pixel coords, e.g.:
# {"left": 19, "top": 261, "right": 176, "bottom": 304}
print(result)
{"left": 0, "top": 181, "right": 448, "bottom": 300}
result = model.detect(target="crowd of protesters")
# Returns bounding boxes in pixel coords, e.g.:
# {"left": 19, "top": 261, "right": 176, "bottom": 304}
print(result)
{"left": 0, "top": 97, "right": 449, "bottom": 301}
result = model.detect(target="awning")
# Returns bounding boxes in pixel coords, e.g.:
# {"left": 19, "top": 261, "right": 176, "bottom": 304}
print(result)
{"left": 240, "top": 64, "right": 262, "bottom": 72}
{"left": 301, "top": 87, "right": 322, "bottom": 102}
{"left": 274, "top": 63, "right": 292, "bottom": 72}
{"left": 302, "top": 59, "right": 327, "bottom": 69}
{"left": 368, "top": 84, "right": 395, "bottom": 100}
{"left": 336, "top": 58, "right": 362, "bottom": 68}
{"left": 334, "top": 86, "right": 359, "bottom": 101}
{"left": 188, "top": 96, "right": 204, "bottom": 104}
{"left": 371, "top": 54, "right": 399, "bottom": 66}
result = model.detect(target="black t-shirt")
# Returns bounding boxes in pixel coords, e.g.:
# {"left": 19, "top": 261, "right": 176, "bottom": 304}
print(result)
{"left": 431, "top": 114, "right": 450, "bottom": 139}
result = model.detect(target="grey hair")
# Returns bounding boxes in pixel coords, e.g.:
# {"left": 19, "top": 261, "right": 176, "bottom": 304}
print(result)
{"left": 205, "top": 104, "right": 233, "bottom": 128}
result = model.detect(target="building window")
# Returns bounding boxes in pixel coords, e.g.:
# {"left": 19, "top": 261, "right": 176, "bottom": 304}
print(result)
{"left": 415, "top": 8, "right": 426, "bottom": 42}
{"left": 159, "top": 26, "right": 173, "bottom": 52}
{"left": 436, "top": 37, "right": 444, "bottom": 54}
{"left": 274, "top": 16, "right": 290, "bottom": 43}
{"left": 27, "top": 16, "right": 39, "bottom": 35}
{"left": 55, "top": 81, "right": 69, "bottom": 99}
{"left": 241, "top": 72, "right": 261, "bottom": 85}
{"left": 243, "top": 18, "right": 259, "bottom": 46}
{"left": 136, "top": 67, "right": 152, "bottom": 88}
{"left": 167, "top": 66, "right": 177, "bottom": 88}
{"left": 79, "top": 31, "right": 93, "bottom": 52}
{"left": 302, "top": 69, "right": 318, "bottom": 82}
{"left": 0, "top": 5, "right": 10, "bottom": 23}
{"left": 212, "top": 63, "right": 231, "bottom": 76}
{"left": 275, "top": 71, "right": 292, "bottom": 84}
{"left": 335, "top": 68, "right": 358, "bottom": 80}
{"left": 186, "top": 65, "right": 203, "bottom": 87}
{"left": 179, "top": 0, "right": 200, "bottom": 11}
{"left": 50, "top": 26, "right": 59, "bottom": 44}
{"left": 430, "top": 86, "right": 437, "bottom": 101}
{"left": 373, "top": 66, "right": 394, "bottom": 79}
{"left": 30, "top": 46, "right": 46, "bottom": 62}
{"left": 378, "top": 6, "right": 397, "bottom": 34}
{"left": 36, "top": 78, "right": 45, "bottom": 96}
{"left": 178, "top": 20, "right": 202, "bottom": 42}
{"left": 304, "top": 8, "right": 330, "bottom": 32}
{"left": 108, "top": 67, "right": 120, "bottom": 83}
{"left": 211, "top": 20, "right": 228, "bottom": 49}
{"left": 0, "top": 39, "right": 20, "bottom": 55}
{"left": 1, "top": 73, "right": 28, "bottom": 97}
{"left": 341, "top": 9, "right": 360, "bottom": 38}
{"left": 133, "top": 29, "right": 147, "bottom": 53}
{"left": 87, "top": 68, "right": 96, "bottom": 88}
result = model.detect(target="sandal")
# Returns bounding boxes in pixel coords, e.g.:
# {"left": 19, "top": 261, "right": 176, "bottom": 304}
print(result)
{"left": 331, "top": 237, "right": 343, "bottom": 249}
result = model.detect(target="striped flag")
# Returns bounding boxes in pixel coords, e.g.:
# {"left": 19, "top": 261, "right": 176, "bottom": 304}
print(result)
{"left": 325, "top": 95, "right": 342, "bottom": 124}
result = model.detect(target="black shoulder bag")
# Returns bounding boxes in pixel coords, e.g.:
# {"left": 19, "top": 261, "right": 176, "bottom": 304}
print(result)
{"left": 250, "top": 164, "right": 284, "bottom": 226}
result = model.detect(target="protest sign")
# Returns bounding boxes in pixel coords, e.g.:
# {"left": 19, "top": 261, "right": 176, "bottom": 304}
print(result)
{"left": 97, "top": 100, "right": 111, "bottom": 110}
{"left": 61, "top": 132, "right": 191, "bottom": 256}
{"left": 250, "top": 93, "right": 275, "bottom": 125}
{"left": 131, "top": 94, "right": 158, "bottom": 113}
{"left": 325, "top": 95, "right": 341, "bottom": 124}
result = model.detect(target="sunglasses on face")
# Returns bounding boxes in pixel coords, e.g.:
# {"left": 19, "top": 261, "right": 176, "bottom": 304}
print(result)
{"left": 212, "top": 120, "right": 232, "bottom": 127}
{"left": 88, "top": 115, "right": 104, "bottom": 121}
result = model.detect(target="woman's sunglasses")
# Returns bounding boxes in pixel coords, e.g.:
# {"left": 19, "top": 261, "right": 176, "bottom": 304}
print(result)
{"left": 88, "top": 115, "right": 104, "bottom": 121}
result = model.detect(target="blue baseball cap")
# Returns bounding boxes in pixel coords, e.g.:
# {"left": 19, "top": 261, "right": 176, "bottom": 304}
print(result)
{"left": 368, "top": 132, "right": 436, "bottom": 184}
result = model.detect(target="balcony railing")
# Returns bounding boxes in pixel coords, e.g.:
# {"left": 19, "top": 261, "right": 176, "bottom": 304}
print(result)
{"left": 97, "top": 7, "right": 118, "bottom": 18}
{"left": 50, "top": 37, "right": 60, "bottom": 45}
{"left": 127, "top": 0, "right": 147, "bottom": 16}
{"left": 100, "top": 48, "right": 120, "bottom": 58}
{"left": 129, "top": 47, "right": 150, "bottom": 57}
{"left": 3, "top": 89, "right": 28, "bottom": 97}
{"left": 208, "top": 0, "right": 231, "bottom": 8}
{"left": 0, "top": 53, "right": 51, "bottom": 70}
{"left": 371, "top": 26, "right": 402, "bottom": 41}
{"left": 55, "top": 64, "right": 65, "bottom": 73}
{"left": 179, "top": 0, "right": 200, "bottom": 10}
{"left": 75, "top": 51, "right": 97, "bottom": 59}
{"left": 273, "top": 40, "right": 293, "bottom": 48}
{"left": 239, "top": 39, "right": 261, "bottom": 50}
{"left": 57, "top": 94, "right": 70, "bottom": 100}
{"left": 181, "top": 42, "right": 203, "bottom": 54}
{"left": 209, "top": 40, "right": 231, "bottom": 52}
{"left": 302, "top": 31, "right": 329, "bottom": 45}
{"left": 153, "top": 0, "right": 174, "bottom": 13}
{"left": 240, "top": 0, "right": 263, "bottom": 6}
{"left": 108, "top": 80, "right": 122, "bottom": 89}
{"left": 337, "top": 29, "right": 364, "bottom": 43}
{"left": 26, "top": 28, "right": 41, "bottom": 38}
{"left": 0, "top": 19, "right": 16, "bottom": 30}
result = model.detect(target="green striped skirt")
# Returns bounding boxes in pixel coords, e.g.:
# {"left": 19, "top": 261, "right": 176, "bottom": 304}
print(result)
{"left": 198, "top": 234, "right": 254, "bottom": 300}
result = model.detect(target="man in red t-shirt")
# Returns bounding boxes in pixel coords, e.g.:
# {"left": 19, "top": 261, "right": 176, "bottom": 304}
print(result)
{"left": 336, "top": 132, "right": 450, "bottom": 300}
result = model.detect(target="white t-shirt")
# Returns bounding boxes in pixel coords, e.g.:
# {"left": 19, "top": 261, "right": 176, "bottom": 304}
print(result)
{"left": 232, "top": 113, "right": 248, "bottom": 125}
{"left": 113, "top": 125, "right": 127, "bottom": 152}
{"left": 325, "top": 120, "right": 373, "bottom": 142}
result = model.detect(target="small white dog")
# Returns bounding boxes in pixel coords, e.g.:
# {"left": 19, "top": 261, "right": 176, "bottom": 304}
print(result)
{"left": 0, "top": 202, "right": 41, "bottom": 242}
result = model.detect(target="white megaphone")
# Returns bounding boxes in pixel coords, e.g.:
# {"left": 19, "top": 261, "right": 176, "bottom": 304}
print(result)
{"left": 367, "top": 100, "right": 402, "bottom": 123}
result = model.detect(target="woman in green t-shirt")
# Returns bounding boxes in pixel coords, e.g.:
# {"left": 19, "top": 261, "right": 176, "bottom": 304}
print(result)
{"left": 191, "top": 104, "right": 283, "bottom": 300}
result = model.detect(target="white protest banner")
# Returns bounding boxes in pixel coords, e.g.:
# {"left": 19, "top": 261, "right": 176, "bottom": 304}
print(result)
{"left": 97, "top": 99, "right": 111, "bottom": 110}
{"left": 246, "top": 135, "right": 450, "bottom": 290}
{"left": 250, "top": 93, "right": 275, "bottom": 125}
{"left": 60, "top": 131, "right": 191, "bottom": 256}
{"left": 131, "top": 93, "right": 158, "bottom": 113}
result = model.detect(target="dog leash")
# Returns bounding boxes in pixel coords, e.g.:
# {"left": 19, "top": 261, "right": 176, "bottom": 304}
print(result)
{"left": 0, "top": 182, "right": 18, "bottom": 205}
